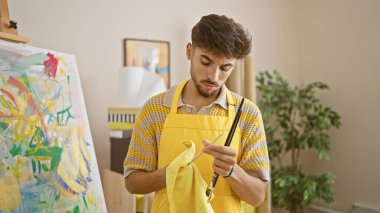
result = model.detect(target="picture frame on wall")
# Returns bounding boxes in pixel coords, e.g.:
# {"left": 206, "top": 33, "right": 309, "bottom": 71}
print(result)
{"left": 124, "top": 38, "right": 170, "bottom": 88}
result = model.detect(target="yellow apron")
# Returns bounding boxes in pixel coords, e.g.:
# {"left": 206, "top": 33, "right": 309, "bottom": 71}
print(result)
{"left": 151, "top": 80, "right": 243, "bottom": 213}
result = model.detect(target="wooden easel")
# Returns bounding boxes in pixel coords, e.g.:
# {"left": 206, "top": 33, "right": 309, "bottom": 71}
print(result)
{"left": 0, "top": 0, "right": 28, "bottom": 43}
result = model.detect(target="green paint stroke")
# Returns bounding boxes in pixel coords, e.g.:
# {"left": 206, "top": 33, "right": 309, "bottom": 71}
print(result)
{"left": 38, "top": 160, "right": 42, "bottom": 173}
{"left": 9, "top": 143, "right": 22, "bottom": 157}
{"left": 57, "top": 105, "right": 74, "bottom": 126}
{"left": 49, "top": 146, "right": 62, "bottom": 171}
{"left": 73, "top": 205, "right": 80, "bottom": 213}
{"left": 14, "top": 53, "right": 49, "bottom": 72}
{"left": 26, "top": 148, "right": 50, "bottom": 157}
{"left": 1, "top": 72, "right": 6, "bottom": 84}
{"left": 20, "top": 73, "right": 33, "bottom": 95}
{"left": 29, "top": 126, "right": 49, "bottom": 148}
{"left": 0, "top": 122, "right": 9, "bottom": 131}
{"left": 82, "top": 196, "right": 88, "bottom": 209}
{"left": 42, "top": 164, "right": 49, "bottom": 172}
{"left": 67, "top": 75, "right": 72, "bottom": 103}
{"left": 32, "top": 160, "right": 36, "bottom": 174}
{"left": 25, "top": 146, "right": 62, "bottom": 171}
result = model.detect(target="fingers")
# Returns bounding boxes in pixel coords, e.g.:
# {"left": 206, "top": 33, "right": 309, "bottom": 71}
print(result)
{"left": 213, "top": 158, "right": 232, "bottom": 168}
{"left": 202, "top": 139, "right": 211, "bottom": 147}
{"left": 202, "top": 139, "right": 237, "bottom": 159}
{"left": 206, "top": 149, "right": 236, "bottom": 165}
{"left": 202, "top": 139, "right": 237, "bottom": 176}
{"left": 213, "top": 159, "right": 235, "bottom": 177}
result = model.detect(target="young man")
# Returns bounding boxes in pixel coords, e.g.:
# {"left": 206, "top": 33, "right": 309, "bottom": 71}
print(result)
{"left": 124, "top": 14, "right": 270, "bottom": 212}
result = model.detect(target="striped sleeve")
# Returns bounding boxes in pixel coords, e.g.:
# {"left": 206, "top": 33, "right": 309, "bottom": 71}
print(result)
{"left": 123, "top": 93, "right": 167, "bottom": 177}
{"left": 236, "top": 98, "right": 270, "bottom": 181}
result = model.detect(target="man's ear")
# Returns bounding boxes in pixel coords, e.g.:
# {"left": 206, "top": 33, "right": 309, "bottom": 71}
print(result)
{"left": 186, "top": 43, "right": 192, "bottom": 60}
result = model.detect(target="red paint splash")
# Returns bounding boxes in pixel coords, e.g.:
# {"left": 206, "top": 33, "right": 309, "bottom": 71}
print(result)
{"left": 44, "top": 53, "right": 59, "bottom": 78}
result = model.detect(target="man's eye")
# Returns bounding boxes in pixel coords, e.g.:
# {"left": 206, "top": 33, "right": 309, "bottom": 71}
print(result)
{"left": 221, "top": 67, "right": 231, "bottom": 72}
{"left": 201, "top": 61, "right": 210, "bottom": 66}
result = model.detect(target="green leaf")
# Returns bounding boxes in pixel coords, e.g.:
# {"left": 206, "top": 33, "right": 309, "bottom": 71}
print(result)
{"left": 303, "top": 190, "right": 309, "bottom": 200}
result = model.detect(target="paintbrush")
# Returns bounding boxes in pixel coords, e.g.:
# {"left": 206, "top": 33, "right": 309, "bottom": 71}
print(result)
{"left": 187, "top": 133, "right": 223, "bottom": 166}
{"left": 206, "top": 98, "right": 245, "bottom": 201}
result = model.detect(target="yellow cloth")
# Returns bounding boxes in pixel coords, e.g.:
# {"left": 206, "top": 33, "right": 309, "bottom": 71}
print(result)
{"left": 151, "top": 80, "right": 244, "bottom": 213}
{"left": 166, "top": 140, "right": 214, "bottom": 213}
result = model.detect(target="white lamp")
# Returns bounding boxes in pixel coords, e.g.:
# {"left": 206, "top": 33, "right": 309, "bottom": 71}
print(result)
{"left": 118, "top": 66, "right": 167, "bottom": 107}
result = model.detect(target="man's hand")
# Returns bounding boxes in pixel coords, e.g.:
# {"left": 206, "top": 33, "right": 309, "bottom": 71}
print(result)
{"left": 201, "top": 138, "right": 267, "bottom": 207}
{"left": 202, "top": 139, "right": 237, "bottom": 177}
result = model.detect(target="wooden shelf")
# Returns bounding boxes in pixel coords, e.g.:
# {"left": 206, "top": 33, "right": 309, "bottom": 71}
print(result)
{"left": 0, "top": 32, "right": 28, "bottom": 43}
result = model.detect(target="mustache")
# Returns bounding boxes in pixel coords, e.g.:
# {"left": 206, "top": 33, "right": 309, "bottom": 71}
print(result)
{"left": 200, "top": 79, "right": 219, "bottom": 87}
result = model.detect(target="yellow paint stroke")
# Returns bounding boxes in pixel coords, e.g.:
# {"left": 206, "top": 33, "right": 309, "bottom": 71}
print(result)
{"left": 0, "top": 176, "right": 21, "bottom": 211}
{"left": 9, "top": 156, "right": 29, "bottom": 178}
{"left": 72, "top": 126, "right": 89, "bottom": 179}
{"left": 77, "top": 127, "right": 91, "bottom": 162}
{"left": 61, "top": 148, "right": 79, "bottom": 177}
{"left": 21, "top": 76, "right": 39, "bottom": 82}
{"left": 1, "top": 87, "right": 42, "bottom": 144}
{"left": 86, "top": 190, "right": 94, "bottom": 205}
{"left": 57, "top": 163, "right": 86, "bottom": 194}
{"left": 41, "top": 88, "right": 53, "bottom": 110}
{"left": 0, "top": 118, "right": 12, "bottom": 124}
{"left": 1, "top": 72, "right": 6, "bottom": 85}
{"left": 0, "top": 86, "right": 18, "bottom": 114}
{"left": 6, "top": 156, "right": 33, "bottom": 182}
{"left": 47, "top": 101, "right": 57, "bottom": 114}
{"left": 59, "top": 67, "right": 67, "bottom": 76}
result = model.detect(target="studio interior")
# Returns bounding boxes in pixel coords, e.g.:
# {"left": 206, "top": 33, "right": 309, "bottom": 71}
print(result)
{"left": 0, "top": 1, "right": 379, "bottom": 213}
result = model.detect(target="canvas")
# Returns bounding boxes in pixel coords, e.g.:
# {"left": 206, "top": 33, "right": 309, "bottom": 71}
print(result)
{"left": 0, "top": 41, "right": 106, "bottom": 212}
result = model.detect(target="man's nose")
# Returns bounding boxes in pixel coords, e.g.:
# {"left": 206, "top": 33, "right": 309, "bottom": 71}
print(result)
{"left": 208, "top": 67, "right": 220, "bottom": 82}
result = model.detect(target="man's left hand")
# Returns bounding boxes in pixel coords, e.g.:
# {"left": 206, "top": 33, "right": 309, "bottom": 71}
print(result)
{"left": 202, "top": 139, "right": 237, "bottom": 177}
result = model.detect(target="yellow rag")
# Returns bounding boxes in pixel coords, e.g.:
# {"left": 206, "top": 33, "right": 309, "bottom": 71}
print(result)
{"left": 166, "top": 140, "right": 214, "bottom": 213}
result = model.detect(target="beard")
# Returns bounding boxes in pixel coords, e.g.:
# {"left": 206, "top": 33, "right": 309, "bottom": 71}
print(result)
{"left": 190, "top": 69, "right": 221, "bottom": 98}
{"left": 194, "top": 80, "right": 220, "bottom": 98}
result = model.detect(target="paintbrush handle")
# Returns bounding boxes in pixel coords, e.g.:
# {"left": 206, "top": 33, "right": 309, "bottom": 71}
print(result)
{"left": 188, "top": 133, "right": 223, "bottom": 165}
{"left": 208, "top": 98, "right": 245, "bottom": 193}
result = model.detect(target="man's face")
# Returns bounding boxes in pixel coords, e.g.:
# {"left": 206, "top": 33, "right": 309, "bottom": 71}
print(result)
{"left": 186, "top": 43, "right": 237, "bottom": 98}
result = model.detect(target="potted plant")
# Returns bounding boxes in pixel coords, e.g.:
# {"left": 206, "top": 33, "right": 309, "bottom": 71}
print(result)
{"left": 256, "top": 70, "right": 342, "bottom": 213}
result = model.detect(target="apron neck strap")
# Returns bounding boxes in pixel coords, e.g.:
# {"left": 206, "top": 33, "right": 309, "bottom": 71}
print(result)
{"left": 170, "top": 79, "right": 236, "bottom": 118}
{"left": 170, "top": 80, "right": 187, "bottom": 114}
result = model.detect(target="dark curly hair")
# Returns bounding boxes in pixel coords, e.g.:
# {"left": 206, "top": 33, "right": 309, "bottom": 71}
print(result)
{"left": 191, "top": 14, "right": 252, "bottom": 59}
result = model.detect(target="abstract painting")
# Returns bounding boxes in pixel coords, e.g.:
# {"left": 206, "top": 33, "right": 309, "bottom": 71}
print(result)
{"left": 0, "top": 41, "right": 106, "bottom": 212}
{"left": 124, "top": 38, "right": 170, "bottom": 88}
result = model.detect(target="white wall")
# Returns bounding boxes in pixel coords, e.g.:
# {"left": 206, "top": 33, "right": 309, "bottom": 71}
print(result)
{"left": 297, "top": 0, "right": 380, "bottom": 211}
{"left": 9, "top": 0, "right": 298, "bottom": 181}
